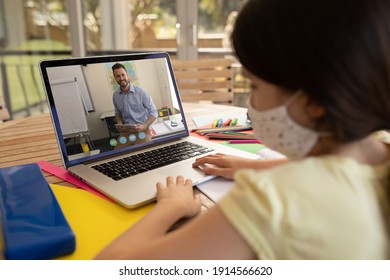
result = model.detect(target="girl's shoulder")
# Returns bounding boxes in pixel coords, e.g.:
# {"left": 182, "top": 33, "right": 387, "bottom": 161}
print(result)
{"left": 235, "top": 154, "right": 385, "bottom": 195}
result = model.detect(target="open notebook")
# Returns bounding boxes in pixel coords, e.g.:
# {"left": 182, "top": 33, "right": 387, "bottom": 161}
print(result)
{"left": 39, "top": 52, "right": 259, "bottom": 208}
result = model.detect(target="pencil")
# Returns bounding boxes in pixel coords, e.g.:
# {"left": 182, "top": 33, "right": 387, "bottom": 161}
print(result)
{"left": 229, "top": 139, "right": 261, "bottom": 144}
{"left": 193, "top": 124, "right": 252, "bottom": 134}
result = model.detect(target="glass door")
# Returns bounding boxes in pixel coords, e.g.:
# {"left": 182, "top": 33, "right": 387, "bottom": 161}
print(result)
{"left": 198, "top": 0, "right": 247, "bottom": 51}
{"left": 176, "top": 0, "right": 197, "bottom": 59}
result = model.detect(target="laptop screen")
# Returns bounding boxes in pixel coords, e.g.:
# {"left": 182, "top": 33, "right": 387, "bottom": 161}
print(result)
{"left": 39, "top": 52, "right": 189, "bottom": 168}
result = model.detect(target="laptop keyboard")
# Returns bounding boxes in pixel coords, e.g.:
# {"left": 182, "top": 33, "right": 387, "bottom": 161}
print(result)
{"left": 91, "top": 141, "right": 214, "bottom": 181}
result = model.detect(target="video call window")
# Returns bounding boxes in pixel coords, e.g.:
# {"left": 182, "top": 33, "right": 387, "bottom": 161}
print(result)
{"left": 46, "top": 56, "right": 186, "bottom": 161}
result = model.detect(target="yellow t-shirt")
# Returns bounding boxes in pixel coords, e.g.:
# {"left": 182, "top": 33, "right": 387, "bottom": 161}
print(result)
{"left": 218, "top": 156, "right": 390, "bottom": 259}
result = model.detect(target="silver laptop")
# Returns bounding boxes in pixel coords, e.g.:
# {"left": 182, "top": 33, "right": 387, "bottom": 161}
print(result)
{"left": 39, "top": 52, "right": 258, "bottom": 208}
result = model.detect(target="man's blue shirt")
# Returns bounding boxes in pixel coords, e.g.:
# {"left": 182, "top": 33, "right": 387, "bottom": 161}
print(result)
{"left": 113, "top": 83, "right": 158, "bottom": 124}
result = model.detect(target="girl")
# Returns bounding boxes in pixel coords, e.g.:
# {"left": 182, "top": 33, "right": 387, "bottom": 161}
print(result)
{"left": 96, "top": 0, "right": 390, "bottom": 259}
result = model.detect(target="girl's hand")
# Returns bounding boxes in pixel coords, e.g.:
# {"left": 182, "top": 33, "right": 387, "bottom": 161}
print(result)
{"left": 156, "top": 176, "right": 201, "bottom": 218}
{"left": 192, "top": 153, "right": 253, "bottom": 179}
{"left": 193, "top": 153, "right": 288, "bottom": 179}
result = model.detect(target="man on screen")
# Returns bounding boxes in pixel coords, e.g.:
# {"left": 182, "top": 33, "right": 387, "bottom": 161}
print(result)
{"left": 111, "top": 63, "right": 158, "bottom": 146}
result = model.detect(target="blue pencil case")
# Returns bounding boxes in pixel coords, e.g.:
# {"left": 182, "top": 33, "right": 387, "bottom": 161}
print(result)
{"left": 0, "top": 163, "right": 76, "bottom": 259}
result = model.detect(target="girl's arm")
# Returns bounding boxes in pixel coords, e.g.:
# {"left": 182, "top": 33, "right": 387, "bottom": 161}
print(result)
{"left": 192, "top": 153, "right": 288, "bottom": 180}
{"left": 95, "top": 176, "right": 255, "bottom": 260}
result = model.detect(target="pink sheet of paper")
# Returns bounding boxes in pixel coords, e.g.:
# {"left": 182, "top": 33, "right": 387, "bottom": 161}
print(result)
{"left": 38, "top": 160, "right": 113, "bottom": 202}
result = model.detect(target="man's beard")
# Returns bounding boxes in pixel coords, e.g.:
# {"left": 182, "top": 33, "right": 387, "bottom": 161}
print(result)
{"left": 119, "top": 80, "right": 129, "bottom": 89}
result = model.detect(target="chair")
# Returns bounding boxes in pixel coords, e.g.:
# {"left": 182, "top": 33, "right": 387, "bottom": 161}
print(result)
{"left": 104, "top": 116, "right": 120, "bottom": 138}
{"left": 171, "top": 58, "right": 234, "bottom": 104}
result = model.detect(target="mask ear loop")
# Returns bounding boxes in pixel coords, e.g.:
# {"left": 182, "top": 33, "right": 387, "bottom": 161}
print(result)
{"left": 287, "top": 90, "right": 332, "bottom": 138}
{"left": 247, "top": 89, "right": 303, "bottom": 109}
{"left": 284, "top": 90, "right": 304, "bottom": 107}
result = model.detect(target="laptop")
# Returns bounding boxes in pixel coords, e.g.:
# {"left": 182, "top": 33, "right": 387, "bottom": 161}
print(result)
{"left": 39, "top": 52, "right": 259, "bottom": 208}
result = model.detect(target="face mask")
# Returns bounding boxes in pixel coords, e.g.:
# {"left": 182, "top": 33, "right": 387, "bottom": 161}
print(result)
{"left": 247, "top": 92, "right": 321, "bottom": 160}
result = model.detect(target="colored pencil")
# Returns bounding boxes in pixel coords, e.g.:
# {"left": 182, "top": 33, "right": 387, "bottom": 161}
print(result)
{"left": 229, "top": 139, "right": 261, "bottom": 144}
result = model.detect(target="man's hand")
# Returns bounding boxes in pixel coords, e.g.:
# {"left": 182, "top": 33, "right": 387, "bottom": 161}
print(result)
{"left": 132, "top": 123, "right": 147, "bottom": 132}
{"left": 115, "top": 124, "right": 137, "bottom": 132}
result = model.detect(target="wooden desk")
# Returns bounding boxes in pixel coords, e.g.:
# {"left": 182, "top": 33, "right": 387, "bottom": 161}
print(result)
{"left": 0, "top": 103, "right": 249, "bottom": 259}
{"left": 0, "top": 103, "right": 248, "bottom": 179}
{"left": 0, "top": 102, "right": 249, "bottom": 194}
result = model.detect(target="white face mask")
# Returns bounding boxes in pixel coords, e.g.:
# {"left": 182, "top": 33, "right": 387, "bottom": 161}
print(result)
{"left": 247, "top": 92, "right": 321, "bottom": 160}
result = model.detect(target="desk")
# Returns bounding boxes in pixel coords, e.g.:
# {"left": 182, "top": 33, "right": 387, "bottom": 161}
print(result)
{"left": 0, "top": 103, "right": 249, "bottom": 178}
{"left": 0, "top": 103, "right": 250, "bottom": 259}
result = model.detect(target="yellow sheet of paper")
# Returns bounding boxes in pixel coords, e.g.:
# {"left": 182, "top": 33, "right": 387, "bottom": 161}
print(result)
{"left": 50, "top": 184, "right": 154, "bottom": 260}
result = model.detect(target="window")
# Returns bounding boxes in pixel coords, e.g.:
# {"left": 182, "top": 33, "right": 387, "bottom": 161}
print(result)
{"left": 0, "top": 0, "right": 249, "bottom": 119}
{"left": 198, "top": 0, "right": 247, "bottom": 49}
{"left": 82, "top": 0, "right": 178, "bottom": 51}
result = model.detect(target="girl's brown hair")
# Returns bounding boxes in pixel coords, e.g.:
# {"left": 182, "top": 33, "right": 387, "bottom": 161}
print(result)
{"left": 233, "top": 0, "right": 390, "bottom": 142}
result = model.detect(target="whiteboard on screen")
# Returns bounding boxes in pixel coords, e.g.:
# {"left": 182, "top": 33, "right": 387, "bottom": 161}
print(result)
{"left": 47, "top": 65, "right": 94, "bottom": 112}
{"left": 50, "top": 77, "right": 89, "bottom": 138}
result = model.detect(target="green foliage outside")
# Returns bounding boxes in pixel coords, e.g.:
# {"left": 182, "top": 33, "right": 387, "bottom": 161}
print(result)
{"left": 1, "top": 0, "right": 248, "bottom": 117}
{"left": 1, "top": 40, "right": 69, "bottom": 114}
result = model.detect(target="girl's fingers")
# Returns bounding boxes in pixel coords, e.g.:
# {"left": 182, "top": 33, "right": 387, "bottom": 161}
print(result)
{"left": 165, "top": 176, "right": 174, "bottom": 187}
{"left": 175, "top": 175, "right": 184, "bottom": 185}
{"left": 185, "top": 178, "right": 193, "bottom": 187}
